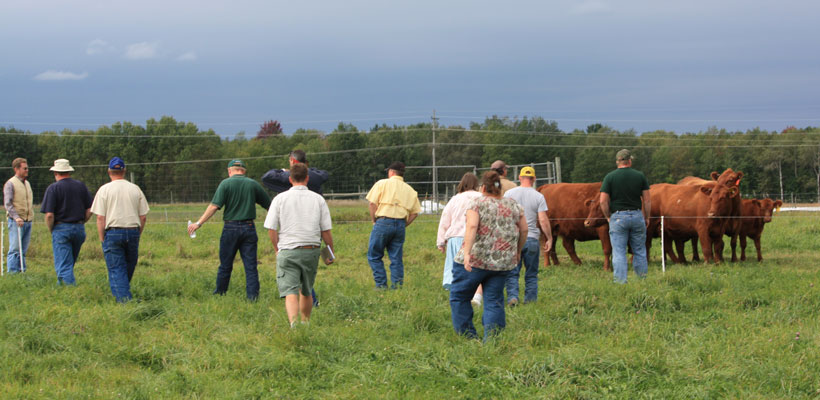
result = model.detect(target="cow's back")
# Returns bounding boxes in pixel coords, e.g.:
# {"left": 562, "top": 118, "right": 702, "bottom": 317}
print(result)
{"left": 538, "top": 183, "right": 601, "bottom": 240}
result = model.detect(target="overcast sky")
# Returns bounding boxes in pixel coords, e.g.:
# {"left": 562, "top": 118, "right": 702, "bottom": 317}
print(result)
{"left": 2, "top": 0, "right": 819, "bottom": 136}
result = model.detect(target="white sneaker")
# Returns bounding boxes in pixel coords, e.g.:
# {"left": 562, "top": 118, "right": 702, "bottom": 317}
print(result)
{"left": 471, "top": 294, "right": 483, "bottom": 307}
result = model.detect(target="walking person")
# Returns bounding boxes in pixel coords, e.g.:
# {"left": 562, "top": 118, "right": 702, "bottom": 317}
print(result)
{"left": 188, "top": 159, "right": 272, "bottom": 301}
{"left": 436, "top": 172, "right": 481, "bottom": 294}
{"left": 264, "top": 164, "right": 334, "bottom": 327}
{"left": 261, "top": 149, "right": 329, "bottom": 306}
{"left": 450, "top": 171, "right": 528, "bottom": 341}
{"left": 91, "top": 157, "right": 149, "bottom": 302}
{"left": 599, "top": 149, "right": 651, "bottom": 283}
{"left": 41, "top": 159, "right": 93, "bottom": 285}
{"left": 503, "top": 166, "right": 553, "bottom": 305}
{"left": 4, "top": 158, "right": 34, "bottom": 274}
{"left": 490, "top": 160, "right": 517, "bottom": 194}
{"left": 366, "top": 161, "right": 421, "bottom": 289}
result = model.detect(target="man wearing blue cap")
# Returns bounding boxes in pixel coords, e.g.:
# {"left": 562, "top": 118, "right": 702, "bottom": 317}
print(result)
{"left": 91, "top": 157, "right": 150, "bottom": 302}
{"left": 188, "top": 159, "right": 272, "bottom": 301}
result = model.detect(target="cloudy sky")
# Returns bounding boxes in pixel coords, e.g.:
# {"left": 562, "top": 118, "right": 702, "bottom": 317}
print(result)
{"left": 2, "top": 0, "right": 819, "bottom": 136}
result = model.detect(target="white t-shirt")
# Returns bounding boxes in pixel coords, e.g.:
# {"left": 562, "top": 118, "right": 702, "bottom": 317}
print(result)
{"left": 90, "top": 179, "right": 149, "bottom": 229}
{"left": 264, "top": 185, "right": 332, "bottom": 249}
{"left": 504, "top": 186, "right": 548, "bottom": 239}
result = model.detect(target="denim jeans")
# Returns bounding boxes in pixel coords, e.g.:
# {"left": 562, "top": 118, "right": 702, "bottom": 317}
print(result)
{"left": 442, "top": 236, "right": 464, "bottom": 288}
{"left": 367, "top": 218, "right": 406, "bottom": 288}
{"left": 449, "top": 262, "right": 509, "bottom": 341}
{"left": 609, "top": 210, "right": 648, "bottom": 283}
{"left": 102, "top": 228, "right": 141, "bottom": 302}
{"left": 505, "top": 237, "right": 540, "bottom": 303}
{"left": 215, "top": 221, "right": 260, "bottom": 300}
{"left": 52, "top": 223, "right": 86, "bottom": 285}
{"left": 6, "top": 219, "right": 32, "bottom": 273}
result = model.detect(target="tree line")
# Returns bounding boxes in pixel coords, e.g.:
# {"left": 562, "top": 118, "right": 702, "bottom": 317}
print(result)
{"left": 2, "top": 116, "right": 819, "bottom": 203}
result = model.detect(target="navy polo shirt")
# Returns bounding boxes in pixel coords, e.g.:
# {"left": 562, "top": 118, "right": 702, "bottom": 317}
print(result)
{"left": 41, "top": 178, "right": 93, "bottom": 223}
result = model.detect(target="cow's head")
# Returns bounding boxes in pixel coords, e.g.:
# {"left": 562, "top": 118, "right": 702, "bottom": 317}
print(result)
{"left": 758, "top": 198, "right": 783, "bottom": 223}
{"left": 583, "top": 197, "right": 608, "bottom": 228}
{"left": 710, "top": 168, "right": 743, "bottom": 188}
{"left": 700, "top": 183, "right": 738, "bottom": 218}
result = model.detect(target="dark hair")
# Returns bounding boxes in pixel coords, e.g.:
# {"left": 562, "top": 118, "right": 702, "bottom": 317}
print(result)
{"left": 12, "top": 158, "right": 27, "bottom": 169}
{"left": 290, "top": 163, "right": 308, "bottom": 183}
{"left": 492, "top": 167, "right": 505, "bottom": 175}
{"left": 481, "top": 171, "right": 501, "bottom": 196}
{"left": 290, "top": 150, "right": 307, "bottom": 164}
{"left": 457, "top": 172, "right": 479, "bottom": 193}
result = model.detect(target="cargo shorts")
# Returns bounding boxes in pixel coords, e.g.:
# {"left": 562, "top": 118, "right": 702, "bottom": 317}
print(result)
{"left": 276, "top": 248, "right": 321, "bottom": 298}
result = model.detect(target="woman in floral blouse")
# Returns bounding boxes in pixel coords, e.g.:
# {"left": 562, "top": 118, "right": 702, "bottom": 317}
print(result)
{"left": 450, "top": 171, "right": 528, "bottom": 340}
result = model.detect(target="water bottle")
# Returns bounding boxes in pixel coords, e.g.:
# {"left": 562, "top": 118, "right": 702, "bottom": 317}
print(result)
{"left": 188, "top": 220, "right": 196, "bottom": 238}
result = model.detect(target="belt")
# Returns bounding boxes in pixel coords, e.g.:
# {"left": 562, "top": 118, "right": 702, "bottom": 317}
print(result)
{"left": 376, "top": 216, "right": 404, "bottom": 221}
{"left": 614, "top": 209, "right": 640, "bottom": 213}
{"left": 56, "top": 221, "right": 83, "bottom": 225}
{"left": 225, "top": 219, "right": 254, "bottom": 223}
{"left": 296, "top": 245, "right": 320, "bottom": 249}
{"left": 106, "top": 226, "right": 139, "bottom": 231}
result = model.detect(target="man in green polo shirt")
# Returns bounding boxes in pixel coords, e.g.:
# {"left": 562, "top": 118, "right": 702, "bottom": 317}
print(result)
{"left": 188, "top": 159, "right": 272, "bottom": 300}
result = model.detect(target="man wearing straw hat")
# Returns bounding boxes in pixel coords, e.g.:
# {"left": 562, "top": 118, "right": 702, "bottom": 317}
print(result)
{"left": 3, "top": 158, "right": 33, "bottom": 274}
{"left": 41, "top": 159, "right": 93, "bottom": 285}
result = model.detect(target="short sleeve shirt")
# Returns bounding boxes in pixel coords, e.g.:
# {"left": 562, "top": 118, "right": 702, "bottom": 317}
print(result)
{"left": 211, "top": 175, "right": 272, "bottom": 221}
{"left": 41, "top": 178, "right": 93, "bottom": 223}
{"left": 90, "top": 179, "right": 150, "bottom": 229}
{"left": 601, "top": 168, "right": 650, "bottom": 212}
{"left": 455, "top": 197, "right": 523, "bottom": 271}
{"left": 366, "top": 176, "right": 421, "bottom": 219}
{"left": 263, "top": 186, "right": 332, "bottom": 249}
{"left": 504, "top": 186, "right": 548, "bottom": 239}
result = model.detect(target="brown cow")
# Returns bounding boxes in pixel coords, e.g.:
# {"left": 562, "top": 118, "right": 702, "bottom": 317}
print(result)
{"left": 538, "top": 183, "right": 612, "bottom": 271}
{"left": 738, "top": 198, "right": 782, "bottom": 261}
{"left": 649, "top": 182, "right": 739, "bottom": 264}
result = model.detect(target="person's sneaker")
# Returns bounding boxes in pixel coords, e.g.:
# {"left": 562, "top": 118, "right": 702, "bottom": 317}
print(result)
{"left": 443, "top": 284, "right": 452, "bottom": 291}
{"left": 471, "top": 294, "right": 483, "bottom": 307}
{"left": 507, "top": 298, "right": 519, "bottom": 307}
{"left": 290, "top": 321, "right": 297, "bottom": 329}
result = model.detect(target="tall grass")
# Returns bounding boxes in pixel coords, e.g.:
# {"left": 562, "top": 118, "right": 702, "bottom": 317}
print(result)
{"left": 1, "top": 205, "right": 818, "bottom": 398}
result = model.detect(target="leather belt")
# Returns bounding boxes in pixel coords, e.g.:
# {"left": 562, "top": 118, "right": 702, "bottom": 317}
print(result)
{"left": 376, "top": 216, "right": 403, "bottom": 221}
{"left": 106, "top": 227, "right": 139, "bottom": 231}
{"left": 296, "top": 245, "right": 320, "bottom": 249}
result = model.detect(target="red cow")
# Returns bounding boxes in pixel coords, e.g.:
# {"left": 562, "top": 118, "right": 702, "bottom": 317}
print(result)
{"left": 738, "top": 198, "right": 782, "bottom": 261}
{"left": 538, "top": 183, "right": 612, "bottom": 271}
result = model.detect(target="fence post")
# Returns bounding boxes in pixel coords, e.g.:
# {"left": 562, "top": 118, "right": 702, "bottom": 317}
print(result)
{"left": 661, "top": 216, "right": 666, "bottom": 274}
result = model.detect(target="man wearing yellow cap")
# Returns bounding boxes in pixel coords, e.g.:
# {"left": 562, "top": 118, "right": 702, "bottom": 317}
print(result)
{"left": 503, "top": 166, "right": 552, "bottom": 305}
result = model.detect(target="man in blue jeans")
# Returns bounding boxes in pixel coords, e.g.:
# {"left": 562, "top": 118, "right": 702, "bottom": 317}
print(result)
{"left": 41, "top": 159, "right": 93, "bottom": 285}
{"left": 4, "top": 157, "right": 33, "bottom": 274}
{"left": 366, "top": 162, "right": 421, "bottom": 289}
{"left": 91, "top": 157, "right": 150, "bottom": 302}
{"left": 503, "top": 166, "right": 553, "bottom": 305}
{"left": 599, "top": 149, "right": 651, "bottom": 283}
{"left": 189, "top": 159, "right": 272, "bottom": 301}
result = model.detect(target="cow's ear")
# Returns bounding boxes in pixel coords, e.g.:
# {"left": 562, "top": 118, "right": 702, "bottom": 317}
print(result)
{"left": 710, "top": 171, "right": 720, "bottom": 180}
{"left": 774, "top": 200, "right": 783, "bottom": 208}
{"left": 700, "top": 186, "right": 713, "bottom": 195}
{"left": 736, "top": 171, "right": 744, "bottom": 182}
{"left": 727, "top": 187, "right": 739, "bottom": 198}
{"left": 584, "top": 199, "right": 593, "bottom": 207}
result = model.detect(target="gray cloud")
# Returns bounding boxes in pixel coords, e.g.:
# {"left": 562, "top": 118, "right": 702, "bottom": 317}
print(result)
{"left": 33, "top": 70, "right": 89, "bottom": 81}
{"left": 124, "top": 42, "right": 159, "bottom": 60}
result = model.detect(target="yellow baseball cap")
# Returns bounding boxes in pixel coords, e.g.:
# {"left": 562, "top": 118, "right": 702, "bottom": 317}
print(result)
{"left": 519, "top": 166, "right": 536, "bottom": 178}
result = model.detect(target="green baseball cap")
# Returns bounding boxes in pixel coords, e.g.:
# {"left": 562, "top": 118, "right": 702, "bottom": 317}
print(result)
{"left": 227, "top": 159, "right": 246, "bottom": 168}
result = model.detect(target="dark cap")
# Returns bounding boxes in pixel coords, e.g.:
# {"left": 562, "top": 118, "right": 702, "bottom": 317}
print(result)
{"left": 108, "top": 157, "right": 125, "bottom": 170}
{"left": 227, "top": 159, "right": 246, "bottom": 169}
{"left": 385, "top": 161, "right": 406, "bottom": 173}
{"left": 616, "top": 149, "right": 632, "bottom": 161}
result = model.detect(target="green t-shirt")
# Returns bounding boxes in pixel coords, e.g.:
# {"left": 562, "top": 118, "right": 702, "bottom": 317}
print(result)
{"left": 600, "top": 167, "right": 650, "bottom": 212}
{"left": 211, "top": 175, "right": 272, "bottom": 221}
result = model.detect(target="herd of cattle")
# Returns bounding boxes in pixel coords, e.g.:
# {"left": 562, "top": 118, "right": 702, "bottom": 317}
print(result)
{"left": 536, "top": 168, "right": 783, "bottom": 270}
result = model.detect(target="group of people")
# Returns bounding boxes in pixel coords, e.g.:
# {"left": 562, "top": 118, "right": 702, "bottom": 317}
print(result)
{"left": 4, "top": 148, "right": 650, "bottom": 335}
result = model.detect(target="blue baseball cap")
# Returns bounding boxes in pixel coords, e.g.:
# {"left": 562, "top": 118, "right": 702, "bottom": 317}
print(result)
{"left": 108, "top": 157, "right": 125, "bottom": 170}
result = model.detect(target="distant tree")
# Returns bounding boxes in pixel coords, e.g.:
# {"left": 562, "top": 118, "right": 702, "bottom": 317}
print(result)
{"left": 256, "top": 120, "right": 282, "bottom": 139}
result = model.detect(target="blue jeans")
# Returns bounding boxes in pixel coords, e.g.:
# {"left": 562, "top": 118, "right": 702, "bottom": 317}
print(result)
{"left": 367, "top": 218, "right": 406, "bottom": 288}
{"left": 102, "top": 228, "right": 141, "bottom": 302}
{"left": 505, "top": 237, "right": 540, "bottom": 303}
{"left": 609, "top": 210, "right": 648, "bottom": 283}
{"left": 449, "top": 262, "right": 509, "bottom": 341}
{"left": 215, "top": 221, "right": 259, "bottom": 300}
{"left": 442, "top": 236, "right": 464, "bottom": 288}
{"left": 52, "top": 223, "right": 86, "bottom": 285}
{"left": 6, "top": 219, "right": 32, "bottom": 273}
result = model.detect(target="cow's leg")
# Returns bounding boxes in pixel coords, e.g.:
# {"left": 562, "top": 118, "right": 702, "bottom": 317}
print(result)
{"left": 664, "top": 237, "right": 681, "bottom": 264}
{"left": 729, "top": 232, "right": 738, "bottom": 262}
{"left": 600, "top": 232, "right": 613, "bottom": 272}
{"left": 674, "top": 239, "right": 687, "bottom": 264}
{"left": 690, "top": 238, "right": 700, "bottom": 262}
{"left": 699, "top": 235, "right": 714, "bottom": 263}
{"left": 739, "top": 234, "right": 747, "bottom": 261}
{"left": 713, "top": 235, "right": 725, "bottom": 263}
{"left": 754, "top": 235, "right": 763, "bottom": 262}
{"left": 563, "top": 238, "right": 583, "bottom": 265}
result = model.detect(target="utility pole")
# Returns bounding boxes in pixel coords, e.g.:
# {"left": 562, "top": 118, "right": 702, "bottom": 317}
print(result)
{"left": 431, "top": 110, "right": 439, "bottom": 211}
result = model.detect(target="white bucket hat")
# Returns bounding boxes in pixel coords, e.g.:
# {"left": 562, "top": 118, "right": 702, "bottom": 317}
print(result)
{"left": 49, "top": 159, "right": 75, "bottom": 172}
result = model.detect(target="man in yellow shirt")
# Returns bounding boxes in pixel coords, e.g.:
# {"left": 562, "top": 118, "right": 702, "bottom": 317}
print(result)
{"left": 366, "top": 162, "right": 421, "bottom": 289}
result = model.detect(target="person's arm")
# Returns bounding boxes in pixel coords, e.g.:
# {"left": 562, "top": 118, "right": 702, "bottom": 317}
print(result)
{"left": 45, "top": 212, "right": 55, "bottom": 232}
{"left": 369, "top": 202, "right": 378, "bottom": 224}
{"left": 256, "top": 183, "right": 272, "bottom": 210}
{"left": 599, "top": 192, "right": 611, "bottom": 224}
{"left": 260, "top": 169, "right": 291, "bottom": 192}
{"left": 96, "top": 215, "right": 106, "bottom": 242}
{"left": 516, "top": 213, "right": 528, "bottom": 264}
{"left": 537, "top": 211, "right": 552, "bottom": 252}
{"left": 436, "top": 203, "right": 453, "bottom": 253}
{"left": 462, "top": 209, "right": 479, "bottom": 272}
{"left": 188, "top": 204, "right": 219, "bottom": 236}
{"left": 268, "top": 229, "right": 279, "bottom": 252}
{"left": 3, "top": 182, "right": 23, "bottom": 226}
{"left": 406, "top": 213, "right": 418, "bottom": 227}
{"left": 84, "top": 209, "right": 92, "bottom": 223}
{"left": 641, "top": 189, "right": 651, "bottom": 228}
{"left": 139, "top": 215, "right": 147, "bottom": 234}
{"left": 321, "top": 230, "right": 334, "bottom": 265}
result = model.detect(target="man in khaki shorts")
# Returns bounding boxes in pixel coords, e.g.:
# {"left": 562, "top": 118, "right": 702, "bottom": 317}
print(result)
{"left": 264, "top": 164, "right": 334, "bottom": 327}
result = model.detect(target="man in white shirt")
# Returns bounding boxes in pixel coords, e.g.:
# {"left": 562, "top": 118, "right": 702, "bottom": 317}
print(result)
{"left": 264, "top": 164, "right": 334, "bottom": 327}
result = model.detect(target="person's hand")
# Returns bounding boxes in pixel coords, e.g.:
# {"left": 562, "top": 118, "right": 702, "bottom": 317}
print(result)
{"left": 15, "top": 217, "right": 23, "bottom": 227}
{"left": 543, "top": 238, "right": 553, "bottom": 253}
{"left": 463, "top": 254, "right": 472, "bottom": 272}
{"left": 437, "top": 245, "right": 446, "bottom": 254}
{"left": 606, "top": 217, "right": 611, "bottom": 225}
{"left": 645, "top": 217, "right": 651, "bottom": 229}
{"left": 187, "top": 222, "right": 200, "bottom": 236}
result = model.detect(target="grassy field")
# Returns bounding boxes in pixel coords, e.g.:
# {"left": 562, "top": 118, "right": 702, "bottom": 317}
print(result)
{"left": 1, "top": 202, "right": 819, "bottom": 398}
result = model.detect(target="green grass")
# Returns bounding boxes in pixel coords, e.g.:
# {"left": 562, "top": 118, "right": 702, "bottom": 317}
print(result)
{"left": 1, "top": 204, "right": 819, "bottom": 398}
